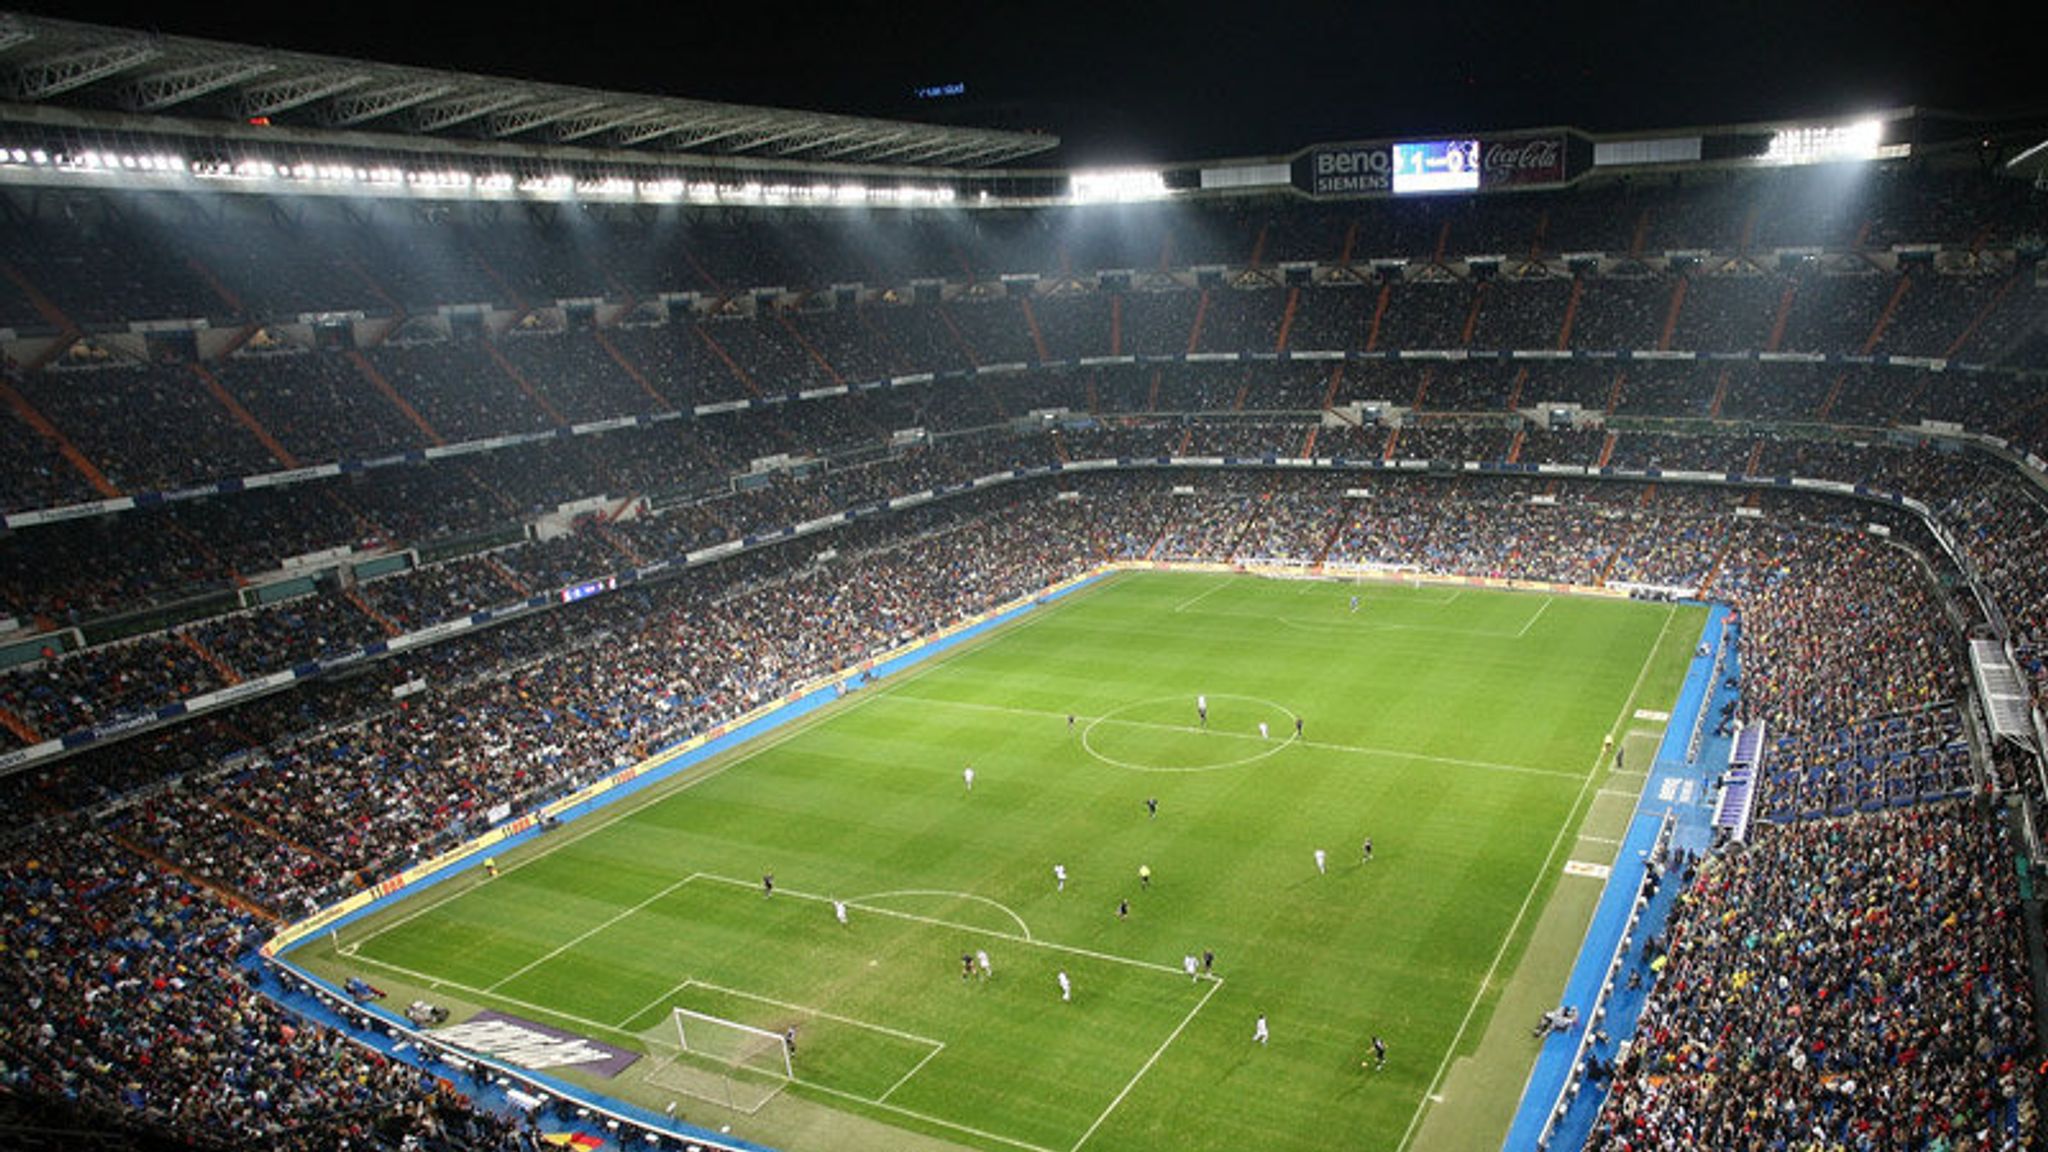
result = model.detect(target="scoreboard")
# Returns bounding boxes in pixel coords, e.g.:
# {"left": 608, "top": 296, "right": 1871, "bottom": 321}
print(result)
{"left": 1392, "top": 139, "right": 1480, "bottom": 194}
{"left": 1293, "top": 131, "right": 1583, "bottom": 199}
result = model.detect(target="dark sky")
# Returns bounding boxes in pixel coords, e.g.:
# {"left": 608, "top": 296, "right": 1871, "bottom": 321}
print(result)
{"left": 13, "top": 1, "right": 2039, "bottom": 164}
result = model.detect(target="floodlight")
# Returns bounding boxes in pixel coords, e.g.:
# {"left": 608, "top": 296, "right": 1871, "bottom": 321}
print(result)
{"left": 1070, "top": 168, "right": 1167, "bottom": 204}
{"left": 1764, "top": 118, "right": 1895, "bottom": 165}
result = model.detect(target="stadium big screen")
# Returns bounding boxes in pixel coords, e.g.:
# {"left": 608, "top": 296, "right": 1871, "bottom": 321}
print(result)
{"left": 1391, "top": 139, "right": 1480, "bottom": 193}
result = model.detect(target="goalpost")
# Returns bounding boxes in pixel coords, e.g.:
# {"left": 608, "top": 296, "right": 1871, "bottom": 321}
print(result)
{"left": 640, "top": 1006, "right": 794, "bottom": 1115}
{"left": 671, "top": 1006, "right": 794, "bottom": 1081}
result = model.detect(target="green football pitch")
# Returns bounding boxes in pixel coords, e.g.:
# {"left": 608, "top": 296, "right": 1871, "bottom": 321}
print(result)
{"left": 298, "top": 572, "right": 1704, "bottom": 1152}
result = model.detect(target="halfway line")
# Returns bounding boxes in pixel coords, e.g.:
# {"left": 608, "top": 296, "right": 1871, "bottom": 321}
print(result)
{"left": 884, "top": 693, "right": 1584, "bottom": 781}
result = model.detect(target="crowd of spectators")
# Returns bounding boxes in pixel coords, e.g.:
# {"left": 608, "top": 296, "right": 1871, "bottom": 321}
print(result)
{"left": 1755, "top": 704, "right": 1975, "bottom": 821}
{"left": 1587, "top": 802, "right": 2036, "bottom": 1152}
{"left": 2, "top": 163, "right": 2043, "bottom": 1150}
{"left": 12, "top": 270, "right": 2018, "bottom": 450}
{"left": 0, "top": 820, "right": 541, "bottom": 1151}
{"left": 0, "top": 462, "right": 2034, "bottom": 1150}
{"left": 0, "top": 262, "right": 2041, "bottom": 627}
{"left": 9, "top": 396, "right": 2047, "bottom": 774}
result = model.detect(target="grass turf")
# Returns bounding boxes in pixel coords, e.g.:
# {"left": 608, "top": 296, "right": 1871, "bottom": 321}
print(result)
{"left": 301, "top": 571, "right": 1703, "bottom": 1152}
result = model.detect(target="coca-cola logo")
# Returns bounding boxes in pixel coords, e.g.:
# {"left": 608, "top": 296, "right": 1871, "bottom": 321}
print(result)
{"left": 1481, "top": 138, "right": 1564, "bottom": 180}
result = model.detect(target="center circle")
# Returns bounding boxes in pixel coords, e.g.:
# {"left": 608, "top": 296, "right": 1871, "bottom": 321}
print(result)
{"left": 1081, "top": 694, "right": 1300, "bottom": 773}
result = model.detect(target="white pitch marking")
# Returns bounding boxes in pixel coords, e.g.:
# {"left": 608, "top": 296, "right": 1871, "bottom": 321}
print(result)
{"left": 337, "top": 656, "right": 958, "bottom": 956}
{"left": 486, "top": 874, "right": 698, "bottom": 993}
{"left": 1069, "top": 976, "right": 1225, "bottom": 1151}
{"left": 1514, "top": 596, "right": 1555, "bottom": 638}
{"left": 1395, "top": 605, "right": 1678, "bottom": 1152}
{"left": 675, "top": 978, "right": 944, "bottom": 1048}
{"left": 845, "top": 888, "right": 1035, "bottom": 941}
{"left": 794, "top": 1078, "right": 1064, "bottom": 1152}
{"left": 1172, "top": 578, "right": 1235, "bottom": 613}
{"left": 693, "top": 873, "right": 1194, "bottom": 978}
{"left": 885, "top": 693, "right": 1584, "bottom": 782}
{"left": 1273, "top": 616, "right": 1531, "bottom": 639}
{"left": 617, "top": 976, "right": 702, "bottom": 1033}
{"left": 344, "top": 951, "right": 648, "bottom": 1047}
{"left": 351, "top": 951, "right": 1055, "bottom": 1152}
{"left": 877, "top": 1041, "right": 949, "bottom": 1104}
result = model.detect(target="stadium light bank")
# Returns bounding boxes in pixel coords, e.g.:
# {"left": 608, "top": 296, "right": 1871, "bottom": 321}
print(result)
{"left": 1761, "top": 117, "right": 1907, "bottom": 165}
{"left": 0, "top": 145, "right": 959, "bottom": 207}
{"left": 1069, "top": 168, "right": 1172, "bottom": 204}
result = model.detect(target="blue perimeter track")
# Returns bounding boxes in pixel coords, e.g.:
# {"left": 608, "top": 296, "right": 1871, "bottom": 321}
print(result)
{"left": 1500, "top": 603, "right": 1737, "bottom": 1152}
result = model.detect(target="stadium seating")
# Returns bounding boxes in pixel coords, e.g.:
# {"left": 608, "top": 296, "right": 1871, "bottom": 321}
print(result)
{"left": 1, "top": 161, "right": 2043, "bottom": 1151}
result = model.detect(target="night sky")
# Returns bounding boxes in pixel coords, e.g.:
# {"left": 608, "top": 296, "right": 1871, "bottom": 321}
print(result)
{"left": 10, "top": 1, "right": 2038, "bottom": 164}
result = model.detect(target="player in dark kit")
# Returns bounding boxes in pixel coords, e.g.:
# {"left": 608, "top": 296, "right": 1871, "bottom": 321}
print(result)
{"left": 962, "top": 952, "right": 975, "bottom": 980}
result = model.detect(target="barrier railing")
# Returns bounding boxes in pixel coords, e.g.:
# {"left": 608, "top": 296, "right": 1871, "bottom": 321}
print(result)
{"left": 266, "top": 962, "right": 754, "bottom": 1152}
{"left": 1534, "top": 810, "right": 1677, "bottom": 1150}
{"left": 1685, "top": 616, "right": 1730, "bottom": 766}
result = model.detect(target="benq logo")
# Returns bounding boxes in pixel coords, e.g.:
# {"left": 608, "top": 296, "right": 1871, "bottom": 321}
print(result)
{"left": 1309, "top": 147, "right": 1391, "bottom": 195}
{"left": 1314, "top": 149, "right": 1389, "bottom": 176}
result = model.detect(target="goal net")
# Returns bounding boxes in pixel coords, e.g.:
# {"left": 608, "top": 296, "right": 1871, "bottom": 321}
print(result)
{"left": 672, "top": 1007, "right": 793, "bottom": 1080}
{"left": 637, "top": 1007, "right": 792, "bottom": 1115}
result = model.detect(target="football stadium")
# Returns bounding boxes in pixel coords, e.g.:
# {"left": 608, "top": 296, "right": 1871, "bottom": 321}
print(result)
{"left": 0, "top": 7, "right": 2044, "bottom": 1152}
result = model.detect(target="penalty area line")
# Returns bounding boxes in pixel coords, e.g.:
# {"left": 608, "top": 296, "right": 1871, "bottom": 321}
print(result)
{"left": 672, "top": 977, "right": 945, "bottom": 1050}
{"left": 1070, "top": 975, "right": 1224, "bottom": 1152}
{"left": 877, "top": 1041, "right": 949, "bottom": 1104}
{"left": 485, "top": 873, "right": 701, "bottom": 994}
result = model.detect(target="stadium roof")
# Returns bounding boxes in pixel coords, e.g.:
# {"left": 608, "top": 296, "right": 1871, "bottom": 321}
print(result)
{"left": 0, "top": 11, "right": 1057, "bottom": 168}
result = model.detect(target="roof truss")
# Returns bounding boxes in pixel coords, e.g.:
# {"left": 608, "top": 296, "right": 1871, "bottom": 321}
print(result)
{"left": 0, "top": 14, "right": 1058, "bottom": 169}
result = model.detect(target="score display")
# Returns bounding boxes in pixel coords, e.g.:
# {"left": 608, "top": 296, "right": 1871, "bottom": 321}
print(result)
{"left": 560, "top": 575, "right": 617, "bottom": 605}
{"left": 1391, "top": 139, "right": 1480, "bottom": 194}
